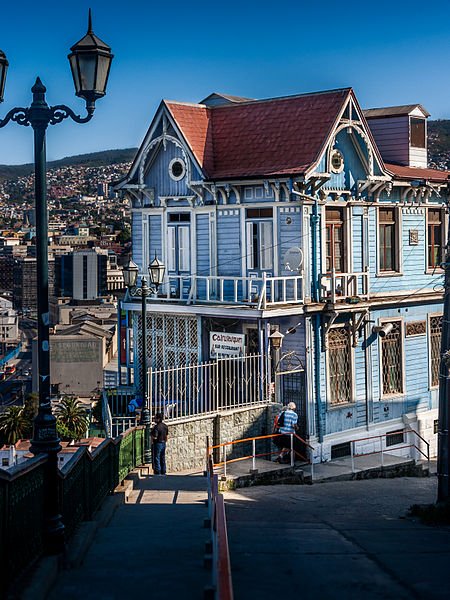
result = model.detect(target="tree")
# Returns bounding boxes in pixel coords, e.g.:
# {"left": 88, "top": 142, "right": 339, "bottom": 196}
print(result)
{"left": 0, "top": 406, "right": 30, "bottom": 445}
{"left": 55, "top": 397, "right": 88, "bottom": 441}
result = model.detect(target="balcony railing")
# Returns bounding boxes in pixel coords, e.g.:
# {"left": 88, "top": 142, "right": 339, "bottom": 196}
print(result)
{"left": 156, "top": 272, "right": 304, "bottom": 309}
{"left": 320, "top": 268, "right": 370, "bottom": 303}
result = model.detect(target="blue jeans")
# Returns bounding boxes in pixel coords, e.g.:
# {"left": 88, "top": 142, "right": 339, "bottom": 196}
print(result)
{"left": 153, "top": 441, "right": 166, "bottom": 475}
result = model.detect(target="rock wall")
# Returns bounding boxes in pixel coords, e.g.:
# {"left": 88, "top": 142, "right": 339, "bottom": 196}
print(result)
{"left": 164, "top": 404, "right": 279, "bottom": 472}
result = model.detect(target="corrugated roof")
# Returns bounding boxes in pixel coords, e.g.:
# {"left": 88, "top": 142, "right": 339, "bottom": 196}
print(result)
{"left": 166, "top": 88, "right": 352, "bottom": 179}
{"left": 363, "top": 104, "right": 430, "bottom": 119}
{"left": 385, "top": 163, "right": 449, "bottom": 182}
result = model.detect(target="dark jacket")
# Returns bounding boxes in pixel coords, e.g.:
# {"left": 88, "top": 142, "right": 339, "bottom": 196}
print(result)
{"left": 152, "top": 421, "right": 168, "bottom": 443}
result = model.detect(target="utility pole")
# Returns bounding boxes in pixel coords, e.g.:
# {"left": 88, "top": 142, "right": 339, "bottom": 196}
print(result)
{"left": 437, "top": 233, "right": 450, "bottom": 502}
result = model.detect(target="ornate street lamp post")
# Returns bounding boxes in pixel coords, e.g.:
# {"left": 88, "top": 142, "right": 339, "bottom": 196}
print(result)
{"left": 0, "top": 10, "right": 113, "bottom": 552}
{"left": 123, "top": 255, "right": 165, "bottom": 465}
{"left": 269, "top": 328, "right": 284, "bottom": 404}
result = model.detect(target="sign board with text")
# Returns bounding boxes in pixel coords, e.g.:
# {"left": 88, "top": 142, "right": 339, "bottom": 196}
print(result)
{"left": 210, "top": 332, "right": 245, "bottom": 358}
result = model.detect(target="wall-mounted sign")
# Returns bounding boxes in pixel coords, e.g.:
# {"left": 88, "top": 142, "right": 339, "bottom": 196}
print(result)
{"left": 409, "top": 229, "right": 419, "bottom": 246}
{"left": 210, "top": 332, "right": 245, "bottom": 358}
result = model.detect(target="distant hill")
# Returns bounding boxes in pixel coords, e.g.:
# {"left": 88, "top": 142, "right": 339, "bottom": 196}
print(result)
{"left": 0, "top": 121, "right": 449, "bottom": 181}
{"left": 0, "top": 148, "right": 138, "bottom": 181}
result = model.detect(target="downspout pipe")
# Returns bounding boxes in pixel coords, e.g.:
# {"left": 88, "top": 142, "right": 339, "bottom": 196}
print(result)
{"left": 311, "top": 198, "right": 323, "bottom": 443}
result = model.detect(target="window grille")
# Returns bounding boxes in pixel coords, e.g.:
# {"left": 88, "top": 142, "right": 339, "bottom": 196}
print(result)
{"left": 381, "top": 321, "right": 403, "bottom": 395}
{"left": 328, "top": 327, "right": 352, "bottom": 405}
{"left": 430, "top": 315, "right": 442, "bottom": 387}
{"left": 134, "top": 314, "right": 199, "bottom": 391}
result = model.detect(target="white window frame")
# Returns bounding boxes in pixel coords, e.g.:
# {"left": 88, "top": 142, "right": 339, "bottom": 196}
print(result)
{"left": 379, "top": 318, "right": 405, "bottom": 398}
{"left": 425, "top": 207, "right": 446, "bottom": 274}
{"left": 376, "top": 205, "right": 403, "bottom": 277}
{"left": 326, "top": 324, "right": 355, "bottom": 408}
{"left": 246, "top": 219, "right": 273, "bottom": 271}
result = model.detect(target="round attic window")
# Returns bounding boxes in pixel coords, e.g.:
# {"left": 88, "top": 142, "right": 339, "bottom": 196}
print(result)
{"left": 169, "top": 158, "right": 186, "bottom": 181}
{"left": 330, "top": 149, "right": 344, "bottom": 174}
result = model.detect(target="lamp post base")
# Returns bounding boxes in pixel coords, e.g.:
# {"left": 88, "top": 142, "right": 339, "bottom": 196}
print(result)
{"left": 30, "top": 409, "right": 65, "bottom": 554}
{"left": 140, "top": 408, "right": 152, "bottom": 465}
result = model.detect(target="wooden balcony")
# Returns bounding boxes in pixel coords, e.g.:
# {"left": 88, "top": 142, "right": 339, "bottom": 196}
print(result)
{"left": 320, "top": 268, "right": 370, "bottom": 303}
{"left": 157, "top": 272, "right": 304, "bottom": 309}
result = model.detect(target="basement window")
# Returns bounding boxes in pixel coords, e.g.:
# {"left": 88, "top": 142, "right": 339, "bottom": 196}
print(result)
{"left": 330, "top": 441, "right": 351, "bottom": 459}
{"left": 385, "top": 430, "right": 404, "bottom": 447}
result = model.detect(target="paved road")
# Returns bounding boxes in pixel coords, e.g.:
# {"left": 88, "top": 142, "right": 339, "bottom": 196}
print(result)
{"left": 225, "top": 476, "right": 449, "bottom": 600}
{"left": 48, "top": 474, "right": 210, "bottom": 600}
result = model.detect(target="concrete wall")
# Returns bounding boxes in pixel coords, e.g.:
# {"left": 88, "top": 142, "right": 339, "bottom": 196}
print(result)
{"left": 163, "top": 404, "right": 277, "bottom": 473}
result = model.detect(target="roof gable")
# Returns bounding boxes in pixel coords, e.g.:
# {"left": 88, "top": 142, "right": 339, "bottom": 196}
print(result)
{"left": 363, "top": 104, "right": 430, "bottom": 119}
{"left": 167, "top": 88, "right": 352, "bottom": 180}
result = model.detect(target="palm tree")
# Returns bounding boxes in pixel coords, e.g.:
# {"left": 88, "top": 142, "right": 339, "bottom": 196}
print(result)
{"left": 55, "top": 397, "right": 88, "bottom": 441}
{"left": 0, "top": 406, "right": 30, "bottom": 444}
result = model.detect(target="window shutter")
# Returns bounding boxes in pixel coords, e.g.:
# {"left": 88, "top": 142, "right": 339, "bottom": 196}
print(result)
{"left": 167, "top": 227, "right": 176, "bottom": 272}
{"left": 246, "top": 222, "right": 254, "bottom": 269}
{"left": 178, "top": 226, "right": 190, "bottom": 272}
{"left": 260, "top": 221, "right": 273, "bottom": 270}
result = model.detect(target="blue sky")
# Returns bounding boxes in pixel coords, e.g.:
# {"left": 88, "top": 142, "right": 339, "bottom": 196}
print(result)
{"left": 0, "top": 0, "right": 449, "bottom": 164}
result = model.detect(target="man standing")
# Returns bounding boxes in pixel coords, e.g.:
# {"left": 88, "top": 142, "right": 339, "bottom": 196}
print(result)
{"left": 151, "top": 412, "right": 169, "bottom": 475}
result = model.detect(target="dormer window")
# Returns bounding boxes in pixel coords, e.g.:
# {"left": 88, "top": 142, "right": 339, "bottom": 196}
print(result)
{"left": 410, "top": 118, "right": 425, "bottom": 148}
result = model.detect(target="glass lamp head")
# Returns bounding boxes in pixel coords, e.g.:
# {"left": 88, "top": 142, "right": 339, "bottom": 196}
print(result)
{"left": 68, "top": 9, "right": 113, "bottom": 106}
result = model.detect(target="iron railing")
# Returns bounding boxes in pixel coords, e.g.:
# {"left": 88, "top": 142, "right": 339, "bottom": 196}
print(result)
{"left": 348, "top": 427, "right": 430, "bottom": 473}
{"left": 0, "top": 426, "right": 144, "bottom": 597}
{"left": 149, "top": 353, "right": 270, "bottom": 423}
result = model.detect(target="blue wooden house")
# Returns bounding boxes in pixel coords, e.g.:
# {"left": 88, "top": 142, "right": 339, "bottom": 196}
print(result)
{"left": 116, "top": 89, "right": 448, "bottom": 462}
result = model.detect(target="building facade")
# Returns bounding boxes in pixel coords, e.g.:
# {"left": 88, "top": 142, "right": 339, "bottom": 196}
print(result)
{"left": 116, "top": 89, "right": 448, "bottom": 461}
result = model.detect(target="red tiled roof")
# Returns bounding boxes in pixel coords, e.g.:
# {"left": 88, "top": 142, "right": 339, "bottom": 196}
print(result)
{"left": 166, "top": 88, "right": 351, "bottom": 179}
{"left": 385, "top": 163, "right": 449, "bottom": 183}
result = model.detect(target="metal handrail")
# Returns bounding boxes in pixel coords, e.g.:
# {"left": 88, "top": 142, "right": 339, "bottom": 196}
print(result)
{"left": 348, "top": 427, "right": 430, "bottom": 473}
{"left": 206, "top": 437, "right": 234, "bottom": 600}
{"left": 208, "top": 431, "right": 315, "bottom": 480}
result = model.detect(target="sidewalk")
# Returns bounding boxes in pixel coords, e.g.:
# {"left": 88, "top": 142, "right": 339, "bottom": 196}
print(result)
{"left": 47, "top": 473, "right": 209, "bottom": 600}
{"left": 225, "top": 475, "right": 449, "bottom": 600}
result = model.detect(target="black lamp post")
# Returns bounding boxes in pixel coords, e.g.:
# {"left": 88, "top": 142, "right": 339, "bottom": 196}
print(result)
{"left": 123, "top": 255, "right": 165, "bottom": 465}
{"left": 0, "top": 10, "right": 113, "bottom": 553}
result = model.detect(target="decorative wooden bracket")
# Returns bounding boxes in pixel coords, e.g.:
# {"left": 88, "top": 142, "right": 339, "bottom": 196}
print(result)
{"left": 349, "top": 310, "right": 368, "bottom": 347}
{"left": 321, "top": 307, "right": 338, "bottom": 351}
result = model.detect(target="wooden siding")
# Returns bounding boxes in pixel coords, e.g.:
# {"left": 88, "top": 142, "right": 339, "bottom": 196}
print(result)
{"left": 324, "top": 129, "right": 369, "bottom": 192}
{"left": 144, "top": 140, "right": 195, "bottom": 198}
{"left": 196, "top": 213, "right": 210, "bottom": 297}
{"left": 149, "top": 215, "right": 162, "bottom": 265}
{"left": 278, "top": 207, "right": 302, "bottom": 274}
{"left": 366, "top": 116, "right": 410, "bottom": 165}
{"left": 409, "top": 146, "right": 427, "bottom": 168}
{"left": 352, "top": 207, "right": 364, "bottom": 272}
{"left": 131, "top": 211, "right": 143, "bottom": 271}
{"left": 217, "top": 209, "right": 241, "bottom": 277}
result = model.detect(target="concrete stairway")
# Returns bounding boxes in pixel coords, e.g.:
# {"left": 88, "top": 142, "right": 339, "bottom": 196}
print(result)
{"left": 47, "top": 472, "right": 210, "bottom": 600}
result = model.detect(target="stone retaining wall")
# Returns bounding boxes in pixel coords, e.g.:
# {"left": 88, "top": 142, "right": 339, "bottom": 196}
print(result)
{"left": 164, "top": 404, "right": 279, "bottom": 472}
